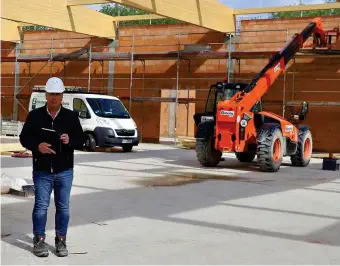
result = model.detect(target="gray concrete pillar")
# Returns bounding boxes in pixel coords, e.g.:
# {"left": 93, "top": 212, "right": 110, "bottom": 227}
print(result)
{"left": 107, "top": 40, "right": 118, "bottom": 95}
{"left": 13, "top": 42, "right": 21, "bottom": 121}
{"left": 169, "top": 89, "right": 176, "bottom": 137}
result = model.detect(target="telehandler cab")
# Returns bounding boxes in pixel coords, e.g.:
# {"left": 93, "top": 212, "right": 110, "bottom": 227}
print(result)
{"left": 193, "top": 17, "right": 339, "bottom": 172}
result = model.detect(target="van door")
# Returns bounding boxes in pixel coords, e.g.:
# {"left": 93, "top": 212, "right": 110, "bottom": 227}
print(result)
{"left": 73, "top": 98, "right": 94, "bottom": 132}
{"left": 61, "top": 94, "right": 72, "bottom": 110}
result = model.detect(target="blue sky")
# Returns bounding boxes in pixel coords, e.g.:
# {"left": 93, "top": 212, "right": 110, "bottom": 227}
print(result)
{"left": 88, "top": 0, "right": 325, "bottom": 11}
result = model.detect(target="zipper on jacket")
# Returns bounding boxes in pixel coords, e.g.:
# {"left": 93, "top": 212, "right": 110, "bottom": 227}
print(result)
{"left": 51, "top": 121, "right": 53, "bottom": 173}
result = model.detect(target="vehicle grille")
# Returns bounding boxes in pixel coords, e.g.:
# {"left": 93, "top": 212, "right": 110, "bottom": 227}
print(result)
{"left": 115, "top": 129, "right": 135, "bottom": 137}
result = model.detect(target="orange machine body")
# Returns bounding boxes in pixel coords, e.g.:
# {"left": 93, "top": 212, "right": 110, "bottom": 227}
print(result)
{"left": 214, "top": 17, "right": 333, "bottom": 153}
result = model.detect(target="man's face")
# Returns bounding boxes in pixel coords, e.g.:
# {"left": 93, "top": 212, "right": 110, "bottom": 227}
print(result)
{"left": 45, "top": 93, "right": 63, "bottom": 109}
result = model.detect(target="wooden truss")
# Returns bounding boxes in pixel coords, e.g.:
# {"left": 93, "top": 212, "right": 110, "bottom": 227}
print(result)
{"left": 1, "top": 0, "right": 340, "bottom": 42}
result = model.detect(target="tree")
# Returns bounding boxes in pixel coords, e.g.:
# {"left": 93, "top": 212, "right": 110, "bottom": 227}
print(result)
{"left": 270, "top": 0, "right": 340, "bottom": 19}
{"left": 22, "top": 25, "right": 51, "bottom": 32}
{"left": 99, "top": 4, "right": 180, "bottom": 26}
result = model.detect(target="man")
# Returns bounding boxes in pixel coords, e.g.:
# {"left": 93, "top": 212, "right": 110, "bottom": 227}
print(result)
{"left": 20, "top": 77, "right": 86, "bottom": 257}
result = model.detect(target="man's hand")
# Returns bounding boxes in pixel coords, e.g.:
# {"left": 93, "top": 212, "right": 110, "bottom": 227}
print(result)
{"left": 60, "top": 134, "right": 69, "bottom": 145}
{"left": 38, "top": 142, "right": 56, "bottom": 154}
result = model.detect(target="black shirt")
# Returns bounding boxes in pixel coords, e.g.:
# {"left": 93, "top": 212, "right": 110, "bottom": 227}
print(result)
{"left": 20, "top": 104, "right": 86, "bottom": 173}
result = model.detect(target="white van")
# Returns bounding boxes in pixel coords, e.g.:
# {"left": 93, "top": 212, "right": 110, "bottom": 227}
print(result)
{"left": 28, "top": 86, "right": 139, "bottom": 152}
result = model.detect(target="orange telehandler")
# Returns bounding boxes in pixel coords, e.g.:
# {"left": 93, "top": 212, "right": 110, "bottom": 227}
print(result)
{"left": 194, "top": 17, "right": 339, "bottom": 172}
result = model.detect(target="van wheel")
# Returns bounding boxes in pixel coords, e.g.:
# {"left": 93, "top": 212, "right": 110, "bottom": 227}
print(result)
{"left": 122, "top": 144, "right": 133, "bottom": 152}
{"left": 85, "top": 134, "right": 96, "bottom": 152}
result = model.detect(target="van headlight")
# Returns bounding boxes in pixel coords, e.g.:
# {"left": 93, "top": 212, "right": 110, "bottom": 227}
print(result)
{"left": 133, "top": 120, "right": 137, "bottom": 128}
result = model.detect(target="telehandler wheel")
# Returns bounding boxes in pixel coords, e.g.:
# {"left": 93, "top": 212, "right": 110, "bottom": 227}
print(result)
{"left": 257, "top": 126, "right": 284, "bottom": 172}
{"left": 235, "top": 152, "right": 256, "bottom": 162}
{"left": 196, "top": 135, "right": 222, "bottom": 167}
{"left": 290, "top": 128, "right": 313, "bottom": 167}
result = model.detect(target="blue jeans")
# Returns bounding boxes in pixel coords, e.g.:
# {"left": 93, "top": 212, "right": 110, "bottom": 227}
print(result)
{"left": 32, "top": 169, "right": 73, "bottom": 237}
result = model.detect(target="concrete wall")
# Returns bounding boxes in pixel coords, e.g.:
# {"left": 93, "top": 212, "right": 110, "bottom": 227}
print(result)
{"left": 1, "top": 16, "right": 340, "bottom": 151}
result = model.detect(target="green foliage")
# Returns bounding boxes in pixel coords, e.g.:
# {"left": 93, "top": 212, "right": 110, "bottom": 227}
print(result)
{"left": 99, "top": 4, "right": 181, "bottom": 25}
{"left": 22, "top": 25, "right": 51, "bottom": 32}
{"left": 271, "top": 0, "right": 340, "bottom": 18}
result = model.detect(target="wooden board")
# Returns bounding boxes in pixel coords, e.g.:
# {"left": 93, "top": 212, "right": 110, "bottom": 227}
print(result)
{"left": 234, "top": 3, "right": 340, "bottom": 15}
{"left": 67, "top": 0, "right": 235, "bottom": 33}
{"left": 1, "top": 0, "right": 117, "bottom": 39}
{"left": 1, "top": 19, "right": 20, "bottom": 42}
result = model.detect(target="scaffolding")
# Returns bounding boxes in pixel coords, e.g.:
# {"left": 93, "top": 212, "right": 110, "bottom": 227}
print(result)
{"left": 1, "top": 28, "right": 340, "bottom": 143}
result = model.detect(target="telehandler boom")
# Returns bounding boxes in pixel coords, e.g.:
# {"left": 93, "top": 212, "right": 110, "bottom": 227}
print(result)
{"left": 194, "top": 17, "right": 339, "bottom": 172}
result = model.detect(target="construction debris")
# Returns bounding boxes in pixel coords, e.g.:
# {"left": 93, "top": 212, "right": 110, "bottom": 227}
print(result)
{"left": 0, "top": 139, "right": 28, "bottom": 156}
{"left": 9, "top": 184, "right": 35, "bottom": 197}
{"left": 11, "top": 150, "right": 32, "bottom": 158}
{"left": 1, "top": 174, "right": 28, "bottom": 194}
{"left": 176, "top": 137, "right": 196, "bottom": 150}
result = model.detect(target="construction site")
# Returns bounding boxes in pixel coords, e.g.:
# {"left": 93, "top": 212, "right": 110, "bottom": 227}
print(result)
{"left": 1, "top": 0, "right": 340, "bottom": 264}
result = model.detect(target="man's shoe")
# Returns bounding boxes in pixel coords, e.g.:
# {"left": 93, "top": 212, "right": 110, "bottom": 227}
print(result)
{"left": 55, "top": 236, "right": 68, "bottom": 257}
{"left": 33, "top": 236, "right": 49, "bottom": 257}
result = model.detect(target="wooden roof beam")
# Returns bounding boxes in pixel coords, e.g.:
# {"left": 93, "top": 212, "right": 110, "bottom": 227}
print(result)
{"left": 67, "top": 0, "right": 235, "bottom": 33}
{"left": 67, "top": 0, "right": 110, "bottom": 5}
{"left": 1, "top": 19, "right": 21, "bottom": 42}
{"left": 1, "top": 0, "right": 117, "bottom": 39}
{"left": 234, "top": 3, "right": 340, "bottom": 15}
{"left": 112, "top": 14, "right": 164, "bottom": 21}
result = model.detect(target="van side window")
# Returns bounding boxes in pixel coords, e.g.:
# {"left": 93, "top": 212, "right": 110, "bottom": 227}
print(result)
{"left": 73, "top": 98, "right": 90, "bottom": 118}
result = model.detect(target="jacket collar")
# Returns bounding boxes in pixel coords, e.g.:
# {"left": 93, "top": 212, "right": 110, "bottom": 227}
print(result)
{"left": 44, "top": 103, "right": 65, "bottom": 120}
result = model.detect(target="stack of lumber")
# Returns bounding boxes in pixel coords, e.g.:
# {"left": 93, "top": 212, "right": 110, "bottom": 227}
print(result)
{"left": 176, "top": 137, "right": 196, "bottom": 150}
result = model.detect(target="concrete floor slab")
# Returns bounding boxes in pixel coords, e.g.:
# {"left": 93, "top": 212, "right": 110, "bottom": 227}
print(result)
{"left": 1, "top": 143, "right": 340, "bottom": 264}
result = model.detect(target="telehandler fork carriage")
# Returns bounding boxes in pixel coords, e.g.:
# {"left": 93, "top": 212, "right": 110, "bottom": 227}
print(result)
{"left": 193, "top": 17, "right": 339, "bottom": 172}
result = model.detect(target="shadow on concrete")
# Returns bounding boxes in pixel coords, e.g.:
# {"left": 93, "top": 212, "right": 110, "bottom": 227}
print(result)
{"left": 1, "top": 146, "right": 340, "bottom": 258}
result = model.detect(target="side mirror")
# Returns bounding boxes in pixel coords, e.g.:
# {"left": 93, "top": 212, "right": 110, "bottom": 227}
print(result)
{"left": 291, "top": 101, "right": 308, "bottom": 121}
{"left": 298, "top": 101, "right": 308, "bottom": 120}
{"left": 215, "top": 82, "right": 224, "bottom": 94}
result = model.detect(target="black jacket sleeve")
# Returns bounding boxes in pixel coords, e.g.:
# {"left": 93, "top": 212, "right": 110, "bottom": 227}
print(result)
{"left": 19, "top": 111, "right": 40, "bottom": 152}
{"left": 68, "top": 111, "right": 86, "bottom": 150}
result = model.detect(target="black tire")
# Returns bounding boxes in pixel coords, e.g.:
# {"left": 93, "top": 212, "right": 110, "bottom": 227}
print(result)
{"left": 122, "top": 144, "right": 133, "bottom": 152}
{"left": 290, "top": 128, "right": 313, "bottom": 167}
{"left": 196, "top": 136, "right": 222, "bottom": 167}
{"left": 257, "top": 126, "right": 284, "bottom": 172}
{"left": 85, "top": 133, "right": 96, "bottom": 152}
{"left": 235, "top": 152, "right": 256, "bottom": 162}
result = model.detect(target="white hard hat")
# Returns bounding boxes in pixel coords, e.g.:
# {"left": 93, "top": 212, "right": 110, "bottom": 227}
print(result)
{"left": 45, "top": 77, "right": 65, "bottom": 93}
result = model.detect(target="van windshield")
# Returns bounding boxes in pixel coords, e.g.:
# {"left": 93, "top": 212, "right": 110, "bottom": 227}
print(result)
{"left": 86, "top": 98, "right": 130, "bottom": 119}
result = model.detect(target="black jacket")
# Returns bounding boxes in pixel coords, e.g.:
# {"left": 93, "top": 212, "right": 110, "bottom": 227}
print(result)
{"left": 20, "top": 104, "right": 86, "bottom": 173}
